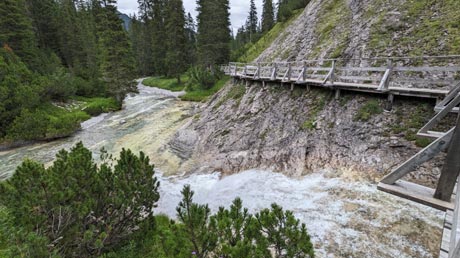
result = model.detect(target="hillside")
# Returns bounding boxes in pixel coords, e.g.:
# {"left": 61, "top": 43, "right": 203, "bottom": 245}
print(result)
{"left": 167, "top": 0, "right": 460, "bottom": 186}
{"left": 256, "top": 0, "right": 460, "bottom": 62}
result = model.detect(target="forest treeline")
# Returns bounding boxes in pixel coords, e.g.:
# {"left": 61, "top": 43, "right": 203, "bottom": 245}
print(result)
{"left": 0, "top": 0, "right": 135, "bottom": 143}
{"left": 0, "top": 0, "right": 309, "bottom": 144}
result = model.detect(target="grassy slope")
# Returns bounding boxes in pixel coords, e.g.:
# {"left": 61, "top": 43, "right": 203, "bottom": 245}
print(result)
{"left": 143, "top": 75, "right": 189, "bottom": 92}
{"left": 368, "top": 0, "right": 460, "bottom": 56}
{"left": 237, "top": 9, "right": 304, "bottom": 63}
{"left": 143, "top": 76, "right": 230, "bottom": 102}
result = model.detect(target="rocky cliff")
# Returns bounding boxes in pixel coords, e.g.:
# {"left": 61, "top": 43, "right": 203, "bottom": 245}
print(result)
{"left": 167, "top": 0, "right": 459, "bottom": 185}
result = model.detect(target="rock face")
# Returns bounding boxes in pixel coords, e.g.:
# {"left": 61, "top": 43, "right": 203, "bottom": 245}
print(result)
{"left": 169, "top": 81, "right": 445, "bottom": 186}
{"left": 168, "top": 0, "right": 458, "bottom": 185}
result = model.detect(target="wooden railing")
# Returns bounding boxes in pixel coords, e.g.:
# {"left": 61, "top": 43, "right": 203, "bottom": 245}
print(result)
{"left": 222, "top": 56, "right": 460, "bottom": 95}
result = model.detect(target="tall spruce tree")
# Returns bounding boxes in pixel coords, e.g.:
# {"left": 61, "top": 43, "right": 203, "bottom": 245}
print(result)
{"left": 0, "top": 0, "right": 37, "bottom": 68}
{"left": 196, "top": 0, "right": 231, "bottom": 67}
{"left": 96, "top": 0, "right": 136, "bottom": 101}
{"left": 262, "top": 0, "right": 275, "bottom": 33}
{"left": 135, "top": 0, "right": 156, "bottom": 76}
{"left": 246, "top": 0, "right": 258, "bottom": 42}
{"left": 151, "top": 0, "right": 167, "bottom": 75}
{"left": 165, "top": 0, "right": 188, "bottom": 83}
{"left": 185, "top": 12, "right": 197, "bottom": 66}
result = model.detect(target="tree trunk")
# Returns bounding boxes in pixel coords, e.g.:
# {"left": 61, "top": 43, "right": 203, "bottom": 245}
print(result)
{"left": 434, "top": 112, "right": 460, "bottom": 201}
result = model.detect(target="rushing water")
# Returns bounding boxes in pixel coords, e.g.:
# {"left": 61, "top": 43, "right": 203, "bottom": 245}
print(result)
{"left": 0, "top": 83, "right": 444, "bottom": 257}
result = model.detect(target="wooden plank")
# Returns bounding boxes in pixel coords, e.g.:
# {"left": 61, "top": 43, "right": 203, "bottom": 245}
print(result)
{"left": 377, "top": 181, "right": 454, "bottom": 210}
{"left": 336, "top": 75, "right": 381, "bottom": 82}
{"left": 394, "top": 66, "right": 460, "bottom": 72}
{"left": 389, "top": 86, "right": 449, "bottom": 95}
{"left": 417, "top": 131, "right": 449, "bottom": 139}
{"left": 380, "top": 128, "right": 454, "bottom": 185}
{"left": 336, "top": 67, "right": 387, "bottom": 72}
{"left": 333, "top": 82, "right": 378, "bottom": 89}
{"left": 391, "top": 78, "right": 457, "bottom": 85}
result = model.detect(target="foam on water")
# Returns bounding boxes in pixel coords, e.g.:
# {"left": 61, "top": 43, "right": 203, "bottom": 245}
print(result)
{"left": 155, "top": 169, "right": 443, "bottom": 257}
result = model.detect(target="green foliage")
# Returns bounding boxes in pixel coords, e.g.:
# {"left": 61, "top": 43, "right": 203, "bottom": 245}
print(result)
{"left": 4, "top": 104, "right": 90, "bottom": 142}
{"left": 354, "top": 100, "right": 383, "bottom": 122}
{"left": 188, "top": 66, "right": 221, "bottom": 90}
{"left": 0, "top": 143, "right": 160, "bottom": 257}
{"left": 277, "top": 0, "right": 310, "bottom": 22}
{"left": 174, "top": 185, "right": 315, "bottom": 258}
{"left": 215, "top": 83, "right": 246, "bottom": 109}
{"left": 78, "top": 97, "right": 121, "bottom": 116}
{"left": 300, "top": 90, "right": 328, "bottom": 131}
{"left": 310, "top": 0, "right": 351, "bottom": 59}
{"left": 391, "top": 104, "right": 434, "bottom": 147}
{"left": 255, "top": 204, "right": 315, "bottom": 257}
{"left": 0, "top": 206, "right": 58, "bottom": 258}
{"left": 237, "top": 9, "right": 303, "bottom": 62}
{"left": 165, "top": 0, "right": 188, "bottom": 81}
{"left": 180, "top": 76, "right": 230, "bottom": 102}
{"left": 96, "top": 2, "right": 136, "bottom": 102}
{"left": 262, "top": 0, "right": 275, "bottom": 33}
{"left": 196, "top": 0, "right": 231, "bottom": 67}
{"left": 368, "top": 0, "right": 460, "bottom": 56}
{"left": 143, "top": 73, "right": 230, "bottom": 102}
{"left": 143, "top": 76, "right": 188, "bottom": 92}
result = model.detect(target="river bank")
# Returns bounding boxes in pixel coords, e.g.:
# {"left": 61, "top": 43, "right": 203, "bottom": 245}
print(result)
{"left": 0, "top": 81, "right": 445, "bottom": 257}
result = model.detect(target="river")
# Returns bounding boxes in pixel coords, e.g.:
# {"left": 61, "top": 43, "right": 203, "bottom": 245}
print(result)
{"left": 0, "top": 82, "right": 444, "bottom": 257}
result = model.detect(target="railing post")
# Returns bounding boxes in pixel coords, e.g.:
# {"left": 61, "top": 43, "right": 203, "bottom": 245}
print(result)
{"left": 234, "top": 63, "right": 237, "bottom": 76}
{"left": 257, "top": 62, "right": 261, "bottom": 79}
{"left": 287, "top": 63, "right": 292, "bottom": 81}
{"left": 243, "top": 64, "right": 248, "bottom": 77}
{"left": 303, "top": 61, "right": 307, "bottom": 82}
{"left": 331, "top": 60, "right": 336, "bottom": 83}
{"left": 323, "top": 60, "right": 336, "bottom": 84}
{"left": 378, "top": 60, "right": 393, "bottom": 91}
{"left": 271, "top": 63, "right": 277, "bottom": 80}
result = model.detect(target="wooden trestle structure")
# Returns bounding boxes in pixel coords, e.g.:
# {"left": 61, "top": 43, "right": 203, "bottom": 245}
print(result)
{"left": 222, "top": 56, "right": 460, "bottom": 257}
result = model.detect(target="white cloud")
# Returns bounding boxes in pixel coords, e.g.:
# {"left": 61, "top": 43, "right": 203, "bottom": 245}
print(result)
{"left": 117, "top": 0, "right": 264, "bottom": 33}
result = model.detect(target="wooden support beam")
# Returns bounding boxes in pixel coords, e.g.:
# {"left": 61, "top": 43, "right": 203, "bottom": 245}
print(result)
{"left": 335, "top": 89, "right": 341, "bottom": 100}
{"left": 380, "top": 128, "right": 455, "bottom": 185}
{"left": 291, "top": 83, "right": 294, "bottom": 91}
{"left": 287, "top": 63, "right": 292, "bottom": 82}
{"left": 385, "top": 93, "right": 395, "bottom": 111}
{"left": 378, "top": 181, "right": 453, "bottom": 211}
{"left": 419, "top": 93, "right": 460, "bottom": 135}
{"left": 435, "top": 113, "right": 460, "bottom": 201}
{"left": 306, "top": 85, "right": 311, "bottom": 92}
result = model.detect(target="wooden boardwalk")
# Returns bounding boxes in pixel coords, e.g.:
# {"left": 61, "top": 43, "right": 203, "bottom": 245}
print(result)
{"left": 223, "top": 57, "right": 460, "bottom": 100}
{"left": 224, "top": 56, "right": 460, "bottom": 257}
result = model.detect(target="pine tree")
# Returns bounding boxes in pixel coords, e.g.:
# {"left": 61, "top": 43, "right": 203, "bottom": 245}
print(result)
{"left": 96, "top": 0, "right": 136, "bottom": 101}
{"left": 164, "top": 0, "right": 188, "bottom": 83}
{"left": 196, "top": 0, "right": 231, "bottom": 67}
{"left": 262, "top": 0, "right": 275, "bottom": 33}
{"left": 185, "top": 12, "right": 197, "bottom": 66}
{"left": 25, "top": 0, "right": 60, "bottom": 52}
{"left": 246, "top": 0, "right": 258, "bottom": 42}
{"left": 151, "top": 0, "right": 167, "bottom": 75}
{"left": 0, "top": 0, "right": 37, "bottom": 67}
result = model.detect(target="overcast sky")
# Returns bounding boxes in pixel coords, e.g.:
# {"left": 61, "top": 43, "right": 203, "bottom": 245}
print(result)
{"left": 117, "top": 0, "right": 263, "bottom": 33}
